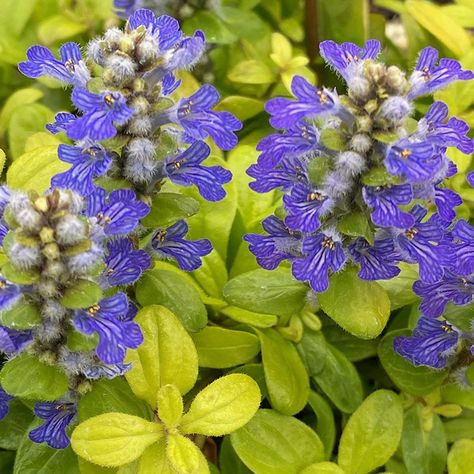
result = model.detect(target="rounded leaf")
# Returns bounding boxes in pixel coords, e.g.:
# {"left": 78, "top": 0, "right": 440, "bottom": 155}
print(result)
{"left": 180, "top": 374, "right": 261, "bottom": 436}
{"left": 301, "top": 463, "right": 345, "bottom": 474}
{"left": 338, "top": 390, "right": 403, "bottom": 474}
{"left": 71, "top": 413, "right": 163, "bottom": 467}
{"left": 318, "top": 267, "right": 390, "bottom": 339}
{"left": 157, "top": 385, "right": 183, "bottom": 429}
{"left": 166, "top": 433, "right": 209, "bottom": 474}
{"left": 125, "top": 305, "right": 198, "bottom": 407}
{"left": 447, "top": 439, "right": 474, "bottom": 474}
{"left": 230, "top": 409, "right": 324, "bottom": 474}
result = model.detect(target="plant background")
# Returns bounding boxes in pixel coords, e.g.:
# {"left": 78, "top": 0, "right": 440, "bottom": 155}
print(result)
{"left": 0, "top": 0, "right": 474, "bottom": 473}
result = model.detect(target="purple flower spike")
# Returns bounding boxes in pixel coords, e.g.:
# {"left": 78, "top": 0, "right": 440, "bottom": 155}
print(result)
{"left": 319, "top": 39, "right": 381, "bottom": 80}
{"left": 87, "top": 188, "right": 149, "bottom": 235}
{"left": 150, "top": 220, "right": 212, "bottom": 271}
{"left": 244, "top": 216, "right": 302, "bottom": 270}
{"left": 46, "top": 112, "right": 76, "bottom": 134}
{"left": 52, "top": 144, "right": 112, "bottom": 197}
{"left": 18, "top": 43, "right": 90, "bottom": 86}
{"left": 451, "top": 219, "right": 474, "bottom": 276}
{"left": 349, "top": 238, "right": 400, "bottom": 280}
{"left": 67, "top": 88, "right": 134, "bottom": 142}
{"left": 291, "top": 233, "right": 346, "bottom": 293}
{"left": 176, "top": 85, "right": 242, "bottom": 150}
{"left": 102, "top": 239, "right": 151, "bottom": 287}
{"left": 29, "top": 400, "right": 77, "bottom": 450}
{"left": 363, "top": 183, "right": 414, "bottom": 228}
{"left": 73, "top": 293, "right": 143, "bottom": 364}
{"left": 164, "top": 141, "right": 232, "bottom": 201}
{"left": 0, "top": 386, "right": 13, "bottom": 421}
{"left": 265, "top": 76, "right": 340, "bottom": 130}
{"left": 394, "top": 317, "right": 459, "bottom": 369}
{"left": 408, "top": 46, "right": 474, "bottom": 99}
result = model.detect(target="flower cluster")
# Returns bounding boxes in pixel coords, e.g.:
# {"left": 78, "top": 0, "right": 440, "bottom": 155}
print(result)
{"left": 245, "top": 40, "right": 474, "bottom": 373}
{"left": 0, "top": 186, "right": 151, "bottom": 448}
{"left": 18, "top": 8, "right": 240, "bottom": 272}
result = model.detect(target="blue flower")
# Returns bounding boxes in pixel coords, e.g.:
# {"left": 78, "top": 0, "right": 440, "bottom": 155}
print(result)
{"left": 385, "top": 139, "right": 443, "bottom": 183}
{"left": 0, "top": 279, "right": 22, "bottom": 312}
{"left": 291, "top": 233, "right": 346, "bottom": 293}
{"left": 174, "top": 85, "right": 242, "bottom": 150}
{"left": 0, "top": 326, "right": 32, "bottom": 355}
{"left": 413, "top": 272, "right": 474, "bottom": 318}
{"left": 51, "top": 144, "right": 112, "bottom": 197}
{"left": 244, "top": 216, "right": 302, "bottom": 270}
{"left": 102, "top": 238, "right": 151, "bottom": 287}
{"left": 0, "top": 386, "right": 13, "bottom": 421}
{"left": 394, "top": 317, "right": 459, "bottom": 369}
{"left": 82, "top": 360, "right": 131, "bottom": 380}
{"left": 363, "top": 184, "right": 414, "bottom": 228}
{"left": 163, "top": 30, "right": 206, "bottom": 71}
{"left": 150, "top": 220, "right": 212, "bottom": 271}
{"left": 408, "top": 46, "right": 474, "bottom": 99}
{"left": 451, "top": 219, "right": 474, "bottom": 276}
{"left": 128, "top": 9, "right": 182, "bottom": 50}
{"left": 283, "top": 184, "right": 334, "bottom": 232}
{"left": 46, "top": 112, "right": 76, "bottom": 134}
{"left": 348, "top": 238, "right": 400, "bottom": 280}
{"left": 67, "top": 88, "right": 134, "bottom": 142}
{"left": 256, "top": 123, "right": 319, "bottom": 169}
{"left": 164, "top": 141, "right": 232, "bottom": 201}
{"left": 265, "top": 76, "right": 340, "bottom": 130}
{"left": 248, "top": 156, "right": 310, "bottom": 193}
{"left": 18, "top": 43, "right": 90, "bottom": 86}
{"left": 73, "top": 293, "right": 143, "bottom": 364}
{"left": 396, "top": 206, "right": 451, "bottom": 283}
{"left": 319, "top": 39, "right": 381, "bottom": 80}
{"left": 29, "top": 400, "right": 77, "bottom": 449}
{"left": 434, "top": 186, "right": 462, "bottom": 224}
{"left": 419, "top": 101, "right": 474, "bottom": 154}
{"left": 86, "top": 188, "right": 149, "bottom": 235}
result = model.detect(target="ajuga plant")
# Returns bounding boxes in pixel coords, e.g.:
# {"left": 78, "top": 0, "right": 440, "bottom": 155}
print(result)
{"left": 245, "top": 41, "right": 474, "bottom": 377}
{"left": 0, "top": 7, "right": 242, "bottom": 454}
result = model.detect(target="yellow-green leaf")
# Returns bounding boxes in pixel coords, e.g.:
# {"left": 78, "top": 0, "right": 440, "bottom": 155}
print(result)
{"left": 156, "top": 385, "right": 183, "bottom": 429}
{"left": 301, "top": 462, "right": 345, "bottom": 474}
{"left": 139, "top": 441, "right": 173, "bottom": 474}
{"left": 166, "top": 433, "right": 209, "bottom": 474}
{"left": 228, "top": 60, "right": 276, "bottom": 84}
{"left": 447, "top": 439, "right": 474, "bottom": 474}
{"left": 125, "top": 305, "right": 198, "bottom": 407}
{"left": 180, "top": 374, "right": 261, "bottom": 436}
{"left": 7, "top": 145, "right": 68, "bottom": 193}
{"left": 71, "top": 413, "right": 163, "bottom": 467}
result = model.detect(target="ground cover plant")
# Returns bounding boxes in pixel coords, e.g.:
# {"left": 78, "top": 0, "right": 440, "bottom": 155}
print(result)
{"left": 0, "top": 0, "right": 474, "bottom": 473}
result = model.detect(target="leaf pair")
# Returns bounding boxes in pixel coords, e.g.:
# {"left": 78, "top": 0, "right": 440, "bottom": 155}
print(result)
{"left": 71, "top": 306, "right": 261, "bottom": 473}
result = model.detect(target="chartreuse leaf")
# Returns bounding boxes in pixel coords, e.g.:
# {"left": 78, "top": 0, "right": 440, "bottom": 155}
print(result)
{"left": 0, "top": 354, "right": 68, "bottom": 400}
{"left": 231, "top": 409, "right": 324, "bottom": 474}
{"left": 136, "top": 269, "right": 207, "bottom": 332}
{"left": 441, "top": 383, "right": 474, "bottom": 410}
{"left": 215, "top": 96, "right": 264, "bottom": 122}
{"left": 219, "top": 436, "right": 252, "bottom": 474}
{"left": 0, "top": 149, "right": 6, "bottom": 175}
{"left": 379, "top": 330, "right": 447, "bottom": 396}
{"left": 0, "top": 301, "right": 41, "bottom": 329}
{"left": 125, "top": 305, "right": 198, "bottom": 407}
{"left": 191, "top": 326, "right": 260, "bottom": 368}
{"left": 156, "top": 385, "right": 183, "bottom": 429}
{"left": 256, "top": 328, "right": 309, "bottom": 415}
{"left": 338, "top": 390, "right": 403, "bottom": 474}
{"left": 7, "top": 145, "right": 68, "bottom": 192}
{"left": 307, "top": 391, "right": 336, "bottom": 460}
{"left": 377, "top": 262, "right": 419, "bottom": 310}
{"left": 141, "top": 193, "right": 199, "bottom": 228}
{"left": 60, "top": 279, "right": 102, "bottom": 309}
{"left": 166, "top": 433, "right": 209, "bottom": 474}
{"left": 139, "top": 441, "right": 171, "bottom": 474}
{"left": 0, "top": 88, "right": 43, "bottom": 134}
{"left": 180, "top": 374, "right": 261, "bottom": 436}
{"left": 71, "top": 413, "right": 163, "bottom": 467}
{"left": 300, "top": 463, "right": 345, "bottom": 474}
{"left": 318, "top": 267, "right": 390, "bottom": 339}
{"left": 447, "top": 439, "right": 474, "bottom": 474}
{"left": 1, "top": 262, "right": 39, "bottom": 284}
{"left": 220, "top": 306, "right": 278, "bottom": 328}
{"left": 223, "top": 268, "right": 307, "bottom": 316}
{"left": 228, "top": 60, "right": 275, "bottom": 84}
{"left": 401, "top": 406, "right": 447, "bottom": 474}
{"left": 312, "top": 343, "right": 363, "bottom": 413}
